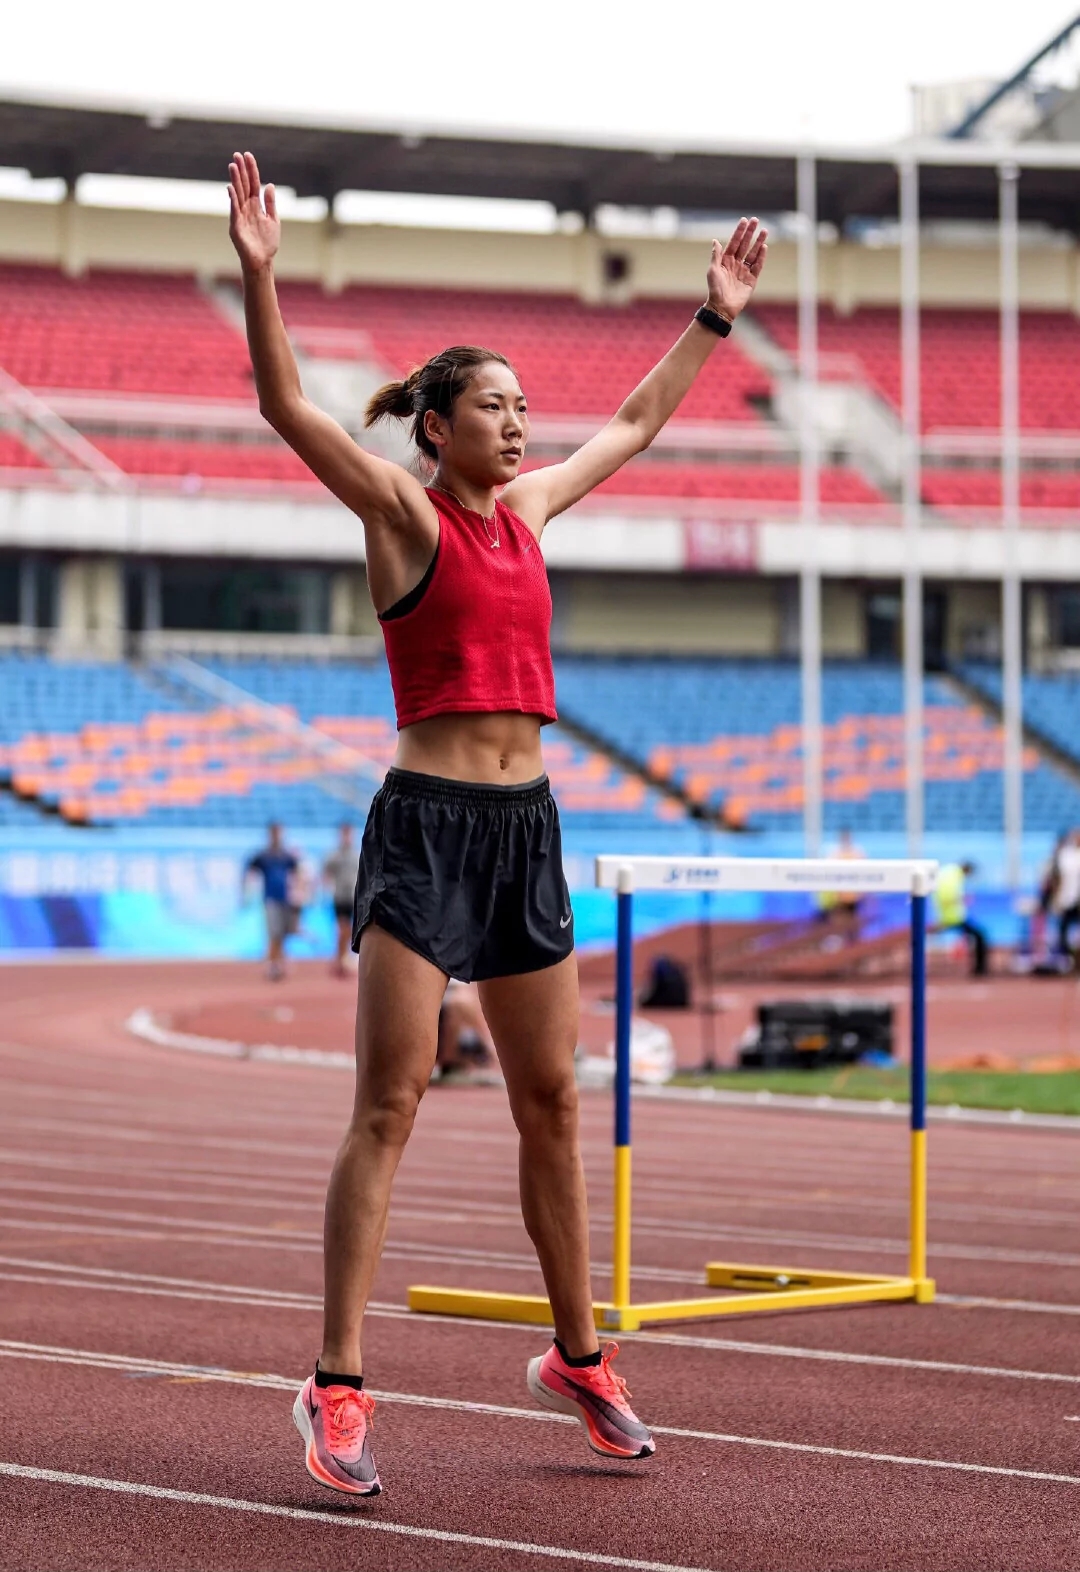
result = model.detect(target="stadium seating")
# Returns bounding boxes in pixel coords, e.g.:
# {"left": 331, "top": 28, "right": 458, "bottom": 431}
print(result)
{"left": 586, "top": 459, "right": 883, "bottom": 504}
{"left": 959, "top": 664, "right": 1080, "bottom": 774}
{"left": 89, "top": 435, "right": 314, "bottom": 484}
{"left": 920, "top": 469, "right": 1080, "bottom": 512}
{"left": 3, "top": 651, "right": 1079, "bottom": 834}
{"left": 0, "top": 433, "right": 45, "bottom": 469}
{"left": 0, "top": 653, "right": 675, "bottom": 831}
{"left": 554, "top": 656, "right": 1080, "bottom": 832}
{"left": 0, "top": 264, "right": 254, "bottom": 400}
{"left": 278, "top": 283, "right": 771, "bottom": 424}
{"left": 753, "top": 303, "right": 1080, "bottom": 431}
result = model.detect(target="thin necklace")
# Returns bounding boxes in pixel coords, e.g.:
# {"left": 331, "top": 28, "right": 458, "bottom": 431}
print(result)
{"left": 433, "top": 482, "right": 500, "bottom": 548}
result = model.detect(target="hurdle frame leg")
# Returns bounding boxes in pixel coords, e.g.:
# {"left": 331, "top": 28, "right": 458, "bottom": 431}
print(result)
{"left": 908, "top": 868, "right": 936, "bottom": 1303}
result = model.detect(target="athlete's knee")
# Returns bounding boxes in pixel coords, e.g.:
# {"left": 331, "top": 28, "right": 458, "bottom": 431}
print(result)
{"left": 352, "top": 1079, "right": 424, "bottom": 1149}
{"left": 512, "top": 1072, "right": 580, "bottom": 1145}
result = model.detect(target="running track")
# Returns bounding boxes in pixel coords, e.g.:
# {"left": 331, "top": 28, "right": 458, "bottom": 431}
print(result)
{"left": 2, "top": 961, "right": 1080, "bottom": 1570}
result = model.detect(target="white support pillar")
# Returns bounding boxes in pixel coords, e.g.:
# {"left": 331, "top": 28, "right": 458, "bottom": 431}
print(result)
{"left": 899, "top": 158, "right": 924, "bottom": 857}
{"left": 999, "top": 162, "right": 1023, "bottom": 890}
{"left": 797, "top": 152, "right": 823, "bottom": 857}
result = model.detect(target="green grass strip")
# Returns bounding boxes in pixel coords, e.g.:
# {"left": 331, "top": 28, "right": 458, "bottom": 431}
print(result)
{"left": 671, "top": 1066, "right": 1080, "bottom": 1116}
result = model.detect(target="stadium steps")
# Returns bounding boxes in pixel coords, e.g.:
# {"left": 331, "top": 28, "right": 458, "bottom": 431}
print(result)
{"left": 942, "top": 667, "right": 1080, "bottom": 791}
{"left": 743, "top": 308, "right": 903, "bottom": 504}
{"left": 552, "top": 703, "right": 736, "bottom": 829}
{"left": 0, "top": 773, "right": 95, "bottom": 828}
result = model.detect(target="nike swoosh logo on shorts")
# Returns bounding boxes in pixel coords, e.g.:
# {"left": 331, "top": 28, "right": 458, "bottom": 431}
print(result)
{"left": 560, "top": 914, "right": 572, "bottom": 928}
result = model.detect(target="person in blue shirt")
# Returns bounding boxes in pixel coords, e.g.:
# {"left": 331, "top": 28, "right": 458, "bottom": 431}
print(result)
{"left": 245, "top": 822, "right": 299, "bottom": 981}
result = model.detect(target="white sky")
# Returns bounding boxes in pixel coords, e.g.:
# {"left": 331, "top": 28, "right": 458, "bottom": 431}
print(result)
{"left": 2, "top": 2, "right": 1079, "bottom": 224}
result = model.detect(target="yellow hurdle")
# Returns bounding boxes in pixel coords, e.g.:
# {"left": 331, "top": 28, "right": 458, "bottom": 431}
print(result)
{"left": 408, "top": 856, "right": 937, "bottom": 1329}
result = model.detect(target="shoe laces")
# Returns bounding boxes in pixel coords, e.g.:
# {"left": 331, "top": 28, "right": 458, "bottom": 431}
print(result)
{"left": 593, "top": 1342, "right": 632, "bottom": 1407}
{"left": 323, "top": 1386, "right": 376, "bottom": 1446}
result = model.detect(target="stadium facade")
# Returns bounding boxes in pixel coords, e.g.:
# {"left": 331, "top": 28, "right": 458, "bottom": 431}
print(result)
{"left": 2, "top": 103, "right": 1080, "bottom": 952}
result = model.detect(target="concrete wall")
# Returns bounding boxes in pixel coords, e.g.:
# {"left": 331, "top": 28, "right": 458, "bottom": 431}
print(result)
{"left": 560, "top": 574, "right": 780, "bottom": 653}
{"left": 821, "top": 581, "right": 865, "bottom": 656}
{"left": 329, "top": 567, "right": 378, "bottom": 637}
{"left": 54, "top": 555, "right": 124, "bottom": 659}
{"left": 945, "top": 581, "right": 1001, "bottom": 662}
{"left": 4, "top": 195, "right": 1080, "bottom": 310}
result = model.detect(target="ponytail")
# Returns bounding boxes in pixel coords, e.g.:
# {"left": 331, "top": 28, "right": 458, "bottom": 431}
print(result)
{"left": 363, "top": 345, "right": 516, "bottom": 462}
{"left": 364, "top": 367, "right": 422, "bottom": 429}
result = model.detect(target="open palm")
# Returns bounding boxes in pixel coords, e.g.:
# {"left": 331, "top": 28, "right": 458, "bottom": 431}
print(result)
{"left": 228, "top": 151, "right": 280, "bottom": 275}
{"left": 707, "top": 218, "right": 768, "bottom": 320}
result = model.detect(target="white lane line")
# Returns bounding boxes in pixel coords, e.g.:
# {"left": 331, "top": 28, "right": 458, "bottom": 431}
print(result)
{"left": 4, "top": 1156, "right": 1076, "bottom": 1234}
{"left": 0, "top": 1463, "right": 709, "bottom": 1572}
{"left": 936, "top": 1293, "right": 1080, "bottom": 1317}
{"left": 0, "top": 1256, "right": 322, "bottom": 1301}
{"left": 6, "top": 1193, "right": 1080, "bottom": 1271}
{"left": 2, "top": 1351, "right": 1079, "bottom": 1489}
{"left": 0, "top": 1220, "right": 691, "bottom": 1287}
{"left": 6, "top": 1265, "right": 1080, "bottom": 1387}
{"left": 630, "top": 1330, "right": 1080, "bottom": 1385}
{"left": 0, "top": 1191, "right": 701, "bottom": 1285}
{"left": 9, "top": 1163, "right": 1080, "bottom": 1241}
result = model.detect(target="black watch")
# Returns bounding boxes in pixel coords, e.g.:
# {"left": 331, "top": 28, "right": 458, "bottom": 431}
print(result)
{"left": 695, "top": 304, "right": 733, "bottom": 338}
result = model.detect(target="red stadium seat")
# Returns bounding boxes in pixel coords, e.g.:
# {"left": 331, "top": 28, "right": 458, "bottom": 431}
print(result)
{"left": 753, "top": 302, "right": 1080, "bottom": 432}
{"left": 0, "top": 264, "right": 254, "bottom": 401}
{"left": 277, "top": 282, "right": 772, "bottom": 424}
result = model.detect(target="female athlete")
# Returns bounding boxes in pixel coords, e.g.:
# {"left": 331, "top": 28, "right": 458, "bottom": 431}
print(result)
{"left": 227, "top": 149, "right": 767, "bottom": 1496}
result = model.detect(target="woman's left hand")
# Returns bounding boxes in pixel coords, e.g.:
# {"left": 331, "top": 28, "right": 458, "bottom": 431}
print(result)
{"left": 706, "top": 218, "right": 768, "bottom": 320}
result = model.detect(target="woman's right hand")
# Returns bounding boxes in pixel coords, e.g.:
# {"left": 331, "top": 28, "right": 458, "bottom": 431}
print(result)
{"left": 228, "top": 150, "right": 280, "bottom": 275}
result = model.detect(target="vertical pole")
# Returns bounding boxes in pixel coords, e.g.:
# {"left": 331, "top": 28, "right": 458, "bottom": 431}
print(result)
{"left": 612, "top": 865, "right": 634, "bottom": 1315}
{"left": 999, "top": 161, "right": 1024, "bottom": 892}
{"left": 899, "top": 158, "right": 924, "bottom": 857}
{"left": 798, "top": 151, "right": 823, "bottom": 857}
{"left": 909, "top": 868, "right": 930, "bottom": 1295}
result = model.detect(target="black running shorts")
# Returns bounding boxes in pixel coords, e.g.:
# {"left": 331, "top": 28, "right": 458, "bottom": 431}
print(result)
{"left": 351, "top": 768, "right": 575, "bottom": 981}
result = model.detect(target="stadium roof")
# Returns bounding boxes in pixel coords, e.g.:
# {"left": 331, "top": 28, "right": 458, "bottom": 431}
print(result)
{"left": 6, "top": 89, "right": 1080, "bottom": 230}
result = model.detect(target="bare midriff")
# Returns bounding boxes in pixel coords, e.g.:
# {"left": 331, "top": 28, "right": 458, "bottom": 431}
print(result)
{"left": 394, "top": 711, "right": 546, "bottom": 785}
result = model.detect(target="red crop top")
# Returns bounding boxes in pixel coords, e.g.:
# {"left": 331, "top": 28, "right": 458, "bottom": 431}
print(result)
{"left": 378, "top": 487, "right": 557, "bottom": 731}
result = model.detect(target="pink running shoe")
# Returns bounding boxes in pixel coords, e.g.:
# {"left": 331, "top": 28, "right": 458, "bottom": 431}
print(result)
{"left": 292, "top": 1375, "right": 381, "bottom": 1495}
{"left": 527, "top": 1342, "right": 655, "bottom": 1459}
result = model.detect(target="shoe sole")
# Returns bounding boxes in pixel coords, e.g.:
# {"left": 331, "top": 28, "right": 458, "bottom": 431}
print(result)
{"left": 526, "top": 1357, "right": 655, "bottom": 1460}
{"left": 292, "top": 1388, "right": 382, "bottom": 1496}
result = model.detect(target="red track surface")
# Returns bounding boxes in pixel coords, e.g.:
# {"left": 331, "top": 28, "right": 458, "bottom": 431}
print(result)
{"left": 2, "top": 959, "right": 1080, "bottom": 1570}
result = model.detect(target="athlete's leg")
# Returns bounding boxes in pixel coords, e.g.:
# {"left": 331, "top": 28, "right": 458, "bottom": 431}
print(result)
{"left": 478, "top": 955, "right": 597, "bottom": 1357}
{"left": 320, "top": 924, "right": 447, "bottom": 1374}
{"left": 332, "top": 911, "right": 351, "bottom": 976}
{"left": 265, "top": 900, "right": 286, "bottom": 980}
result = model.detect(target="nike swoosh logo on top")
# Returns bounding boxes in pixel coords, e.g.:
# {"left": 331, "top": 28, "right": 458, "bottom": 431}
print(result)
{"left": 560, "top": 914, "right": 572, "bottom": 928}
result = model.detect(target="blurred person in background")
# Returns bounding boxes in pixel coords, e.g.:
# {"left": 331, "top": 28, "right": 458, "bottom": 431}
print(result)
{"left": 244, "top": 821, "right": 299, "bottom": 982}
{"left": 229, "top": 146, "right": 766, "bottom": 1495}
{"left": 435, "top": 978, "right": 497, "bottom": 1079}
{"left": 323, "top": 823, "right": 359, "bottom": 978}
{"left": 817, "top": 826, "right": 865, "bottom": 944}
{"left": 1051, "top": 827, "right": 1080, "bottom": 963}
{"left": 1034, "top": 829, "right": 1069, "bottom": 957}
{"left": 933, "top": 860, "right": 988, "bottom": 977}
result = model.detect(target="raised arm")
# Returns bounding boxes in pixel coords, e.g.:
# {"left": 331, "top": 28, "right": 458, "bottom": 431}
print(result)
{"left": 227, "top": 151, "right": 434, "bottom": 538}
{"left": 502, "top": 219, "right": 767, "bottom": 533}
